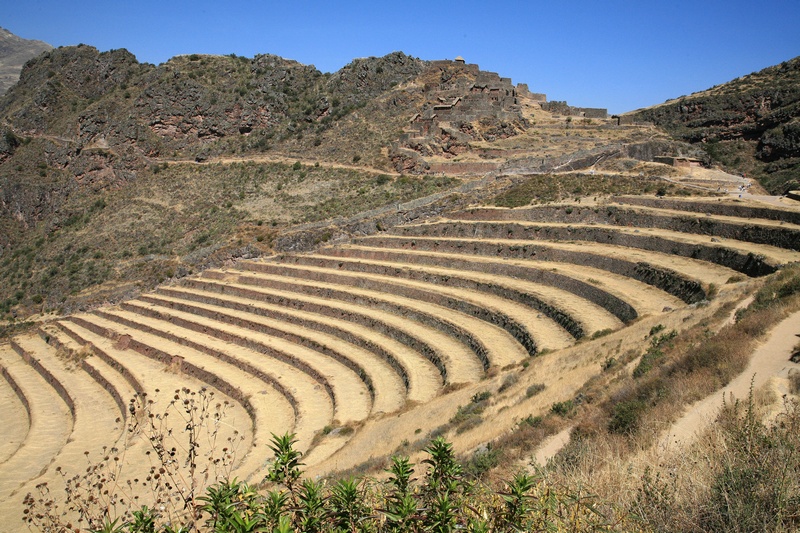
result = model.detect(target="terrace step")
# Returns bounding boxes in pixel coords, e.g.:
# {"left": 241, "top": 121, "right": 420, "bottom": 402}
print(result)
{"left": 121, "top": 295, "right": 371, "bottom": 424}
{"left": 53, "top": 317, "right": 259, "bottom": 481}
{"left": 0, "top": 365, "right": 28, "bottom": 464}
{"left": 150, "top": 286, "right": 406, "bottom": 415}
{"left": 331, "top": 244, "right": 683, "bottom": 318}
{"left": 0, "top": 344, "right": 72, "bottom": 525}
{"left": 451, "top": 204, "right": 800, "bottom": 252}
{"left": 612, "top": 196, "right": 800, "bottom": 226}
{"left": 224, "top": 266, "right": 510, "bottom": 377}
{"left": 38, "top": 324, "right": 134, "bottom": 420}
{"left": 100, "top": 304, "right": 333, "bottom": 435}
{"left": 276, "top": 250, "right": 621, "bottom": 342}
{"left": 176, "top": 278, "right": 442, "bottom": 404}
{"left": 10, "top": 334, "right": 124, "bottom": 460}
{"left": 200, "top": 269, "right": 484, "bottom": 384}
{"left": 239, "top": 259, "right": 570, "bottom": 356}
{"left": 392, "top": 219, "right": 795, "bottom": 276}
{"left": 50, "top": 321, "right": 147, "bottom": 396}
{"left": 359, "top": 235, "right": 741, "bottom": 301}
{"left": 64, "top": 311, "right": 294, "bottom": 481}
{"left": 96, "top": 302, "right": 363, "bottom": 472}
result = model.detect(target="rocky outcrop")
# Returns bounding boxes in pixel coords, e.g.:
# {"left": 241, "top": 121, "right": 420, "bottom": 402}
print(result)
{"left": 630, "top": 56, "right": 800, "bottom": 194}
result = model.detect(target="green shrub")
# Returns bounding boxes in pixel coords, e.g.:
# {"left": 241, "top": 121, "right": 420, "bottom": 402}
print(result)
{"left": 551, "top": 400, "right": 575, "bottom": 417}
{"left": 526, "top": 383, "right": 546, "bottom": 397}
{"left": 608, "top": 399, "right": 647, "bottom": 434}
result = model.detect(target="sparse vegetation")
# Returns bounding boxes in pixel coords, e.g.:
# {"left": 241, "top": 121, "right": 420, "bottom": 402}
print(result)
{"left": 492, "top": 172, "right": 700, "bottom": 208}
{"left": 24, "top": 407, "right": 646, "bottom": 532}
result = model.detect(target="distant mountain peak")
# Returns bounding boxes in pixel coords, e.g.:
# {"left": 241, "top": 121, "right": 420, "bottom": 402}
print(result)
{"left": 0, "top": 27, "right": 53, "bottom": 95}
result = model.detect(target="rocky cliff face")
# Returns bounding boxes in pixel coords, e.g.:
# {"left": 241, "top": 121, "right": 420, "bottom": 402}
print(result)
{"left": 630, "top": 56, "right": 800, "bottom": 194}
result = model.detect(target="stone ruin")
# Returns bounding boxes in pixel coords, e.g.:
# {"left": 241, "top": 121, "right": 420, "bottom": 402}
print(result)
{"left": 390, "top": 57, "right": 611, "bottom": 174}
{"left": 540, "top": 101, "right": 608, "bottom": 119}
{"left": 403, "top": 58, "right": 525, "bottom": 140}
{"left": 391, "top": 57, "right": 535, "bottom": 173}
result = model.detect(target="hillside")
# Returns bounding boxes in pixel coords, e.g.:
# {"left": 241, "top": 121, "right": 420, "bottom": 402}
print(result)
{"left": 0, "top": 45, "right": 699, "bottom": 320}
{"left": 0, "top": 28, "right": 52, "bottom": 96}
{"left": 629, "top": 56, "right": 800, "bottom": 194}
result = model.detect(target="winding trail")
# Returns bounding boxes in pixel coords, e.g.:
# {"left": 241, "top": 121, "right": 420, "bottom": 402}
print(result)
{"left": 531, "top": 307, "right": 800, "bottom": 466}
{"left": 657, "top": 309, "right": 800, "bottom": 451}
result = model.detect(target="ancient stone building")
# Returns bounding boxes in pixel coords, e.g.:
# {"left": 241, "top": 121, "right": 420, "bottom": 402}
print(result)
{"left": 403, "top": 58, "right": 524, "bottom": 141}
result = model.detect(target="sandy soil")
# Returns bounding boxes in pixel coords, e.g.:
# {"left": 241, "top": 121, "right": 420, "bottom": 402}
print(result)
{"left": 532, "top": 426, "right": 573, "bottom": 466}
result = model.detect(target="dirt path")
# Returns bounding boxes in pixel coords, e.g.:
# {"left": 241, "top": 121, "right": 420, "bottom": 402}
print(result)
{"left": 658, "top": 309, "right": 800, "bottom": 451}
{"left": 164, "top": 153, "right": 401, "bottom": 176}
{"left": 532, "top": 426, "right": 573, "bottom": 466}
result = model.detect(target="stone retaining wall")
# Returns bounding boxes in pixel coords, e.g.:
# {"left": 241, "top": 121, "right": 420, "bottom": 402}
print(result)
{"left": 393, "top": 222, "right": 777, "bottom": 277}
{"left": 236, "top": 266, "right": 492, "bottom": 372}
{"left": 10, "top": 339, "right": 76, "bottom": 415}
{"left": 453, "top": 206, "right": 800, "bottom": 252}
{"left": 66, "top": 315, "right": 259, "bottom": 433}
{"left": 122, "top": 299, "right": 331, "bottom": 413}
{"left": 39, "top": 326, "right": 127, "bottom": 417}
{"left": 365, "top": 236, "right": 707, "bottom": 304}
{"left": 426, "top": 162, "right": 499, "bottom": 174}
{"left": 0, "top": 361, "right": 31, "bottom": 425}
{"left": 327, "top": 245, "right": 638, "bottom": 324}
{"left": 270, "top": 254, "right": 542, "bottom": 353}
{"left": 614, "top": 196, "right": 800, "bottom": 226}
{"left": 191, "top": 273, "right": 449, "bottom": 383}
{"left": 164, "top": 282, "right": 411, "bottom": 391}
{"left": 94, "top": 309, "right": 300, "bottom": 424}
{"left": 49, "top": 322, "right": 145, "bottom": 398}
{"left": 152, "top": 288, "right": 377, "bottom": 402}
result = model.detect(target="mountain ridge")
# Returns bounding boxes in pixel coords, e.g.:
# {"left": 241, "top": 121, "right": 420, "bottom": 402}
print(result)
{"left": 629, "top": 56, "right": 800, "bottom": 194}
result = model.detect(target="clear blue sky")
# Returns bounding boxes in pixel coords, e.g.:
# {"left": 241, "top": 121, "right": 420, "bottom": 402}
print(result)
{"left": 4, "top": 0, "right": 800, "bottom": 114}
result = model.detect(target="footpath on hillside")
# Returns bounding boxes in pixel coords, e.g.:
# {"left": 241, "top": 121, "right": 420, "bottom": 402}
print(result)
{"left": 532, "top": 308, "right": 800, "bottom": 465}
{"left": 657, "top": 309, "right": 800, "bottom": 450}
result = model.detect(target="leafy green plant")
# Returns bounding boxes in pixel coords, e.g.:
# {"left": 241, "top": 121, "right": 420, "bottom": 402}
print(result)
{"left": 423, "top": 437, "right": 463, "bottom": 495}
{"left": 383, "top": 455, "right": 419, "bottom": 532}
{"left": 551, "top": 399, "right": 575, "bottom": 417}
{"left": 296, "top": 479, "right": 326, "bottom": 533}
{"left": 266, "top": 433, "right": 304, "bottom": 503}
{"left": 329, "top": 477, "right": 372, "bottom": 533}
{"left": 499, "top": 471, "right": 537, "bottom": 531}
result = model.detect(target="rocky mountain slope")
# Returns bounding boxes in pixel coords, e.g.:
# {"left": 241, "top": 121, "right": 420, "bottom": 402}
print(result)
{"left": 629, "top": 55, "right": 800, "bottom": 194}
{"left": 0, "top": 28, "right": 52, "bottom": 96}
